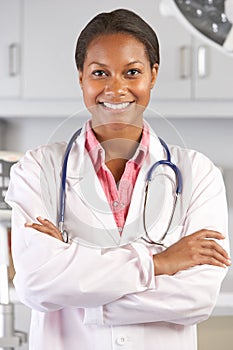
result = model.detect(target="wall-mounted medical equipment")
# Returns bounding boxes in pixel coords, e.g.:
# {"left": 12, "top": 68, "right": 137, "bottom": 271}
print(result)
{"left": 160, "top": 0, "right": 233, "bottom": 55}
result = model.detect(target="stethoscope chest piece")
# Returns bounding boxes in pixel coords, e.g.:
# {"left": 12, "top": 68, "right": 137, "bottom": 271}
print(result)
{"left": 61, "top": 230, "right": 69, "bottom": 243}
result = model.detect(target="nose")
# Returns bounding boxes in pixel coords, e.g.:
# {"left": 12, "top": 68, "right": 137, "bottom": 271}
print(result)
{"left": 104, "top": 76, "right": 127, "bottom": 97}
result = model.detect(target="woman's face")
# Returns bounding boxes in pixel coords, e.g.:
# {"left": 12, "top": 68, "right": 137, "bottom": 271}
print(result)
{"left": 79, "top": 33, "right": 158, "bottom": 130}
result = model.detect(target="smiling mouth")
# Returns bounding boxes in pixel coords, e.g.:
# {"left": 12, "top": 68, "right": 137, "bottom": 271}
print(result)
{"left": 100, "top": 102, "right": 132, "bottom": 110}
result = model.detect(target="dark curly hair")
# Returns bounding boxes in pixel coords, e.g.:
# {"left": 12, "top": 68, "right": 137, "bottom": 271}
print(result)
{"left": 75, "top": 8, "right": 160, "bottom": 71}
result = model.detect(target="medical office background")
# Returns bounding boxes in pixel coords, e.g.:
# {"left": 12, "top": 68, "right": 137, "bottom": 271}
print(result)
{"left": 0, "top": 0, "right": 233, "bottom": 349}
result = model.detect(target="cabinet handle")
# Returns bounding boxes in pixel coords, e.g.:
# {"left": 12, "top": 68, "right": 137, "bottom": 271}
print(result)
{"left": 180, "top": 46, "right": 190, "bottom": 79}
{"left": 9, "top": 43, "right": 20, "bottom": 77}
{"left": 197, "top": 45, "right": 208, "bottom": 78}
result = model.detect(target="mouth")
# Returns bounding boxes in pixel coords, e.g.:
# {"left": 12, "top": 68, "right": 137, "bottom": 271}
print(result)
{"left": 99, "top": 101, "right": 133, "bottom": 111}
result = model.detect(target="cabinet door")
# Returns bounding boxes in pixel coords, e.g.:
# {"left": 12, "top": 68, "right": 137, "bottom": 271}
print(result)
{"left": 0, "top": 0, "right": 21, "bottom": 98}
{"left": 194, "top": 38, "right": 233, "bottom": 99}
{"left": 22, "top": 0, "right": 83, "bottom": 99}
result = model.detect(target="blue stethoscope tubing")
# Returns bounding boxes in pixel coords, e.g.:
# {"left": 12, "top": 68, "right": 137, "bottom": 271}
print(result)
{"left": 59, "top": 128, "right": 183, "bottom": 245}
{"left": 147, "top": 137, "right": 182, "bottom": 194}
{"left": 59, "top": 128, "right": 82, "bottom": 240}
{"left": 142, "top": 137, "right": 182, "bottom": 247}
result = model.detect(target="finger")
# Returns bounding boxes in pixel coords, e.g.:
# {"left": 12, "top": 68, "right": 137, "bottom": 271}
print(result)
{"left": 36, "top": 216, "right": 57, "bottom": 230}
{"left": 25, "top": 222, "right": 54, "bottom": 234}
{"left": 199, "top": 247, "right": 231, "bottom": 267}
{"left": 200, "top": 253, "right": 231, "bottom": 268}
{"left": 25, "top": 222, "right": 62, "bottom": 240}
{"left": 36, "top": 217, "right": 62, "bottom": 237}
{"left": 190, "top": 230, "right": 226, "bottom": 241}
{"left": 201, "top": 239, "right": 231, "bottom": 260}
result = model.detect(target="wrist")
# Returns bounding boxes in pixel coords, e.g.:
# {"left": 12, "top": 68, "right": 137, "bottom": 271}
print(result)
{"left": 153, "top": 254, "right": 162, "bottom": 276}
{"left": 153, "top": 253, "right": 174, "bottom": 276}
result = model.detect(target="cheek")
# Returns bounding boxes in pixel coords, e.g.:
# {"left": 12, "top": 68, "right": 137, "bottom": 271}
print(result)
{"left": 82, "top": 82, "right": 99, "bottom": 105}
{"left": 134, "top": 80, "right": 152, "bottom": 101}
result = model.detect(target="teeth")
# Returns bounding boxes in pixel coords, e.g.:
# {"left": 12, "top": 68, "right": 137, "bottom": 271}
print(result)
{"left": 102, "top": 102, "right": 130, "bottom": 110}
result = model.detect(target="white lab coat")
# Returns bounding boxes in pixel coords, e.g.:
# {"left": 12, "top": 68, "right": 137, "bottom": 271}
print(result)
{"left": 6, "top": 121, "right": 229, "bottom": 350}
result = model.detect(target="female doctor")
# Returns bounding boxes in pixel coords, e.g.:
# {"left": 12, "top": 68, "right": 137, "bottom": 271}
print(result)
{"left": 6, "top": 8, "right": 231, "bottom": 350}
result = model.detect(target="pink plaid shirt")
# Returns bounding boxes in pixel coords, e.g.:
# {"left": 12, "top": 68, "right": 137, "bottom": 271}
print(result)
{"left": 85, "top": 121, "right": 149, "bottom": 235}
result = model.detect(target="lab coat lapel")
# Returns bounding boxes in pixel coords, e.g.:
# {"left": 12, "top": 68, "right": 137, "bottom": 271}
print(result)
{"left": 66, "top": 126, "right": 121, "bottom": 247}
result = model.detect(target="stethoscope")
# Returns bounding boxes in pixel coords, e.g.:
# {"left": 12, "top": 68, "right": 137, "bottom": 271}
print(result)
{"left": 59, "top": 128, "right": 183, "bottom": 247}
{"left": 142, "top": 137, "right": 182, "bottom": 247}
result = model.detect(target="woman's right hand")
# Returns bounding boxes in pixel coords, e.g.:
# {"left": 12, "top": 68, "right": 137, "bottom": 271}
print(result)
{"left": 153, "top": 229, "right": 231, "bottom": 276}
{"left": 25, "top": 216, "right": 63, "bottom": 241}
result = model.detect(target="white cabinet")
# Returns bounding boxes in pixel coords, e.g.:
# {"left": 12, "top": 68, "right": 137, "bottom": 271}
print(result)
{"left": 0, "top": 0, "right": 21, "bottom": 98}
{"left": 22, "top": 0, "right": 162, "bottom": 100}
{"left": 23, "top": 0, "right": 180, "bottom": 100}
{"left": 22, "top": 0, "right": 233, "bottom": 102}
{"left": 22, "top": 0, "right": 83, "bottom": 99}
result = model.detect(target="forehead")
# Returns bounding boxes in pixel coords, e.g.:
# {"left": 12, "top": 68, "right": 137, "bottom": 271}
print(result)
{"left": 85, "top": 33, "right": 148, "bottom": 64}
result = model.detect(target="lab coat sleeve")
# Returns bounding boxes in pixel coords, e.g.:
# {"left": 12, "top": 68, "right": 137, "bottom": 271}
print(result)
{"left": 6, "top": 146, "right": 155, "bottom": 312}
{"left": 90, "top": 151, "right": 230, "bottom": 327}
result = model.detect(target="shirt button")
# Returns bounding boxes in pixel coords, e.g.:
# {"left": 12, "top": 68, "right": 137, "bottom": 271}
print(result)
{"left": 112, "top": 200, "right": 119, "bottom": 207}
{"left": 116, "top": 335, "right": 127, "bottom": 345}
{"left": 118, "top": 227, "right": 123, "bottom": 233}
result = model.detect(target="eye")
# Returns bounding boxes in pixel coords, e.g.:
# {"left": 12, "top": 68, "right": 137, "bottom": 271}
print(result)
{"left": 92, "top": 70, "right": 107, "bottom": 77}
{"left": 126, "top": 69, "right": 141, "bottom": 77}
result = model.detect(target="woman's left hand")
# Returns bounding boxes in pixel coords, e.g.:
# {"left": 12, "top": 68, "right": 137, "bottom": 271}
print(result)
{"left": 25, "top": 217, "right": 63, "bottom": 241}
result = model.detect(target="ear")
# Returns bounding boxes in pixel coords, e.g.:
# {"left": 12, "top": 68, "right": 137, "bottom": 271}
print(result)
{"left": 150, "top": 63, "right": 159, "bottom": 89}
{"left": 78, "top": 70, "right": 83, "bottom": 89}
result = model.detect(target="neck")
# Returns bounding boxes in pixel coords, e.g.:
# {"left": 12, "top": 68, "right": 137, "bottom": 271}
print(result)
{"left": 92, "top": 123, "right": 143, "bottom": 161}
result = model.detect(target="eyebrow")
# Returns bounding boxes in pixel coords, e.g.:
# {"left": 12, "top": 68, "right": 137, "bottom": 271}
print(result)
{"left": 88, "top": 62, "right": 107, "bottom": 67}
{"left": 88, "top": 60, "right": 145, "bottom": 67}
